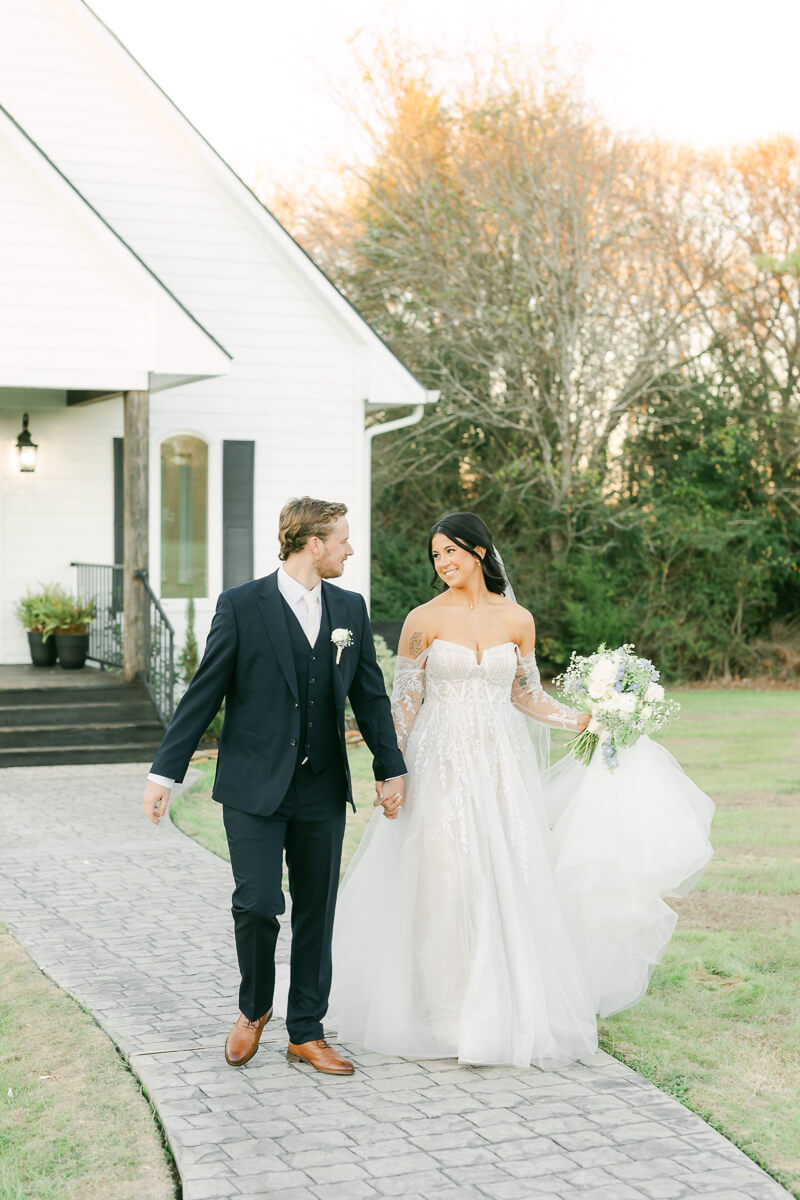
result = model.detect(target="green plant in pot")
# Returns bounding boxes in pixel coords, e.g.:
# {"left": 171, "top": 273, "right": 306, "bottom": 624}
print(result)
{"left": 41, "top": 593, "right": 97, "bottom": 671}
{"left": 15, "top": 583, "right": 70, "bottom": 667}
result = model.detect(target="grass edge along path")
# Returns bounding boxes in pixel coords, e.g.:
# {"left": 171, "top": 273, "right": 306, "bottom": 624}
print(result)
{"left": 0, "top": 924, "right": 177, "bottom": 1200}
{"left": 172, "top": 688, "right": 800, "bottom": 1199}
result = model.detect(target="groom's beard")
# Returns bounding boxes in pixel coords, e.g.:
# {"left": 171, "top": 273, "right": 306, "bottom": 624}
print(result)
{"left": 318, "top": 560, "right": 347, "bottom": 579}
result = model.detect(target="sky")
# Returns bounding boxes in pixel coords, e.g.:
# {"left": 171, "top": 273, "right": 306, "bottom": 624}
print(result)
{"left": 87, "top": 0, "right": 800, "bottom": 197}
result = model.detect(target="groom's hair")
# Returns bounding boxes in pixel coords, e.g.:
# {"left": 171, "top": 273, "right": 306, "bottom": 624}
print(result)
{"left": 278, "top": 496, "right": 348, "bottom": 560}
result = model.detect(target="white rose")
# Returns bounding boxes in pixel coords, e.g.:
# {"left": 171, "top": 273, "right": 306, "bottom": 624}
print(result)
{"left": 641, "top": 704, "right": 653, "bottom": 719}
{"left": 588, "top": 658, "right": 617, "bottom": 699}
{"left": 617, "top": 692, "right": 637, "bottom": 714}
{"left": 645, "top": 682, "right": 664, "bottom": 703}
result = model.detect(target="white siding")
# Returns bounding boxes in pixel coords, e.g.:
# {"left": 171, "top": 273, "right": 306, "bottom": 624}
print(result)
{"left": 0, "top": 393, "right": 122, "bottom": 663}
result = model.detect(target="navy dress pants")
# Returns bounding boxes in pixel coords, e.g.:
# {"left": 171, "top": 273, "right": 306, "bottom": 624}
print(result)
{"left": 222, "top": 758, "right": 347, "bottom": 1045}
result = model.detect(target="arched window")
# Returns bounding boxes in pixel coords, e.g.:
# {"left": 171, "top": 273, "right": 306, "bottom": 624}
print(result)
{"left": 161, "top": 435, "right": 208, "bottom": 598}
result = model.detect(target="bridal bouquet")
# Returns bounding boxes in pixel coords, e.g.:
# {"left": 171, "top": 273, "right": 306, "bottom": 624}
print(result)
{"left": 555, "top": 644, "right": 680, "bottom": 769}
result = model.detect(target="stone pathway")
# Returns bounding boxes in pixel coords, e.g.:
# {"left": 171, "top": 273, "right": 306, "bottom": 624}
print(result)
{"left": 0, "top": 763, "right": 792, "bottom": 1200}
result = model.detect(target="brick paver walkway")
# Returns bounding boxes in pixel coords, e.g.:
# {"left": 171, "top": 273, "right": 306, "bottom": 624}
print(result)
{"left": 0, "top": 763, "right": 792, "bottom": 1200}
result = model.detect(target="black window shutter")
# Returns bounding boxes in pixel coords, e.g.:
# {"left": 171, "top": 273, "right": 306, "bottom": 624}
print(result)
{"left": 223, "top": 440, "right": 254, "bottom": 589}
{"left": 113, "top": 437, "right": 124, "bottom": 565}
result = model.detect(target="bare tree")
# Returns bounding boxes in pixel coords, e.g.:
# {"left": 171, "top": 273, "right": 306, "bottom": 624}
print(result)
{"left": 665, "top": 138, "right": 800, "bottom": 496}
{"left": 274, "top": 58, "right": 708, "bottom": 550}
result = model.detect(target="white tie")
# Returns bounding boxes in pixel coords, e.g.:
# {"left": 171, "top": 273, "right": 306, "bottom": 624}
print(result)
{"left": 303, "top": 591, "right": 321, "bottom": 646}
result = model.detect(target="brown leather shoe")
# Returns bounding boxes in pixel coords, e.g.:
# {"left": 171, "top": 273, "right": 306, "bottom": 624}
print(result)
{"left": 224, "top": 1008, "right": 272, "bottom": 1067}
{"left": 286, "top": 1037, "right": 355, "bottom": 1075}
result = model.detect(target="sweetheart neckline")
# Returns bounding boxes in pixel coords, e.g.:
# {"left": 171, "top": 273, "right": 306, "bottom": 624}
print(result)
{"left": 430, "top": 638, "right": 518, "bottom": 667}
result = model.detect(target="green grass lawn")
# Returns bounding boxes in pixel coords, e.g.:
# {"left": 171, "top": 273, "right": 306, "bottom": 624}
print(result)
{"left": 595, "top": 691, "right": 800, "bottom": 1198}
{"left": 0, "top": 927, "right": 175, "bottom": 1200}
{"left": 172, "top": 690, "right": 800, "bottom": 1196}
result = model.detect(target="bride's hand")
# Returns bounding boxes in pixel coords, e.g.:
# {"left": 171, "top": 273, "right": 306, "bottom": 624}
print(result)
{"left": 375, "top": 778, "right": 405, "bottom": 820}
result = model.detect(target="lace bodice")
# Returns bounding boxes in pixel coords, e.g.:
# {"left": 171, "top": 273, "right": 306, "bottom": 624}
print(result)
{"left": 426, "top": 640, "right": 517, "bottom": 702}
{"left": 391, "top": 638, "right": 582, "bottom": 752}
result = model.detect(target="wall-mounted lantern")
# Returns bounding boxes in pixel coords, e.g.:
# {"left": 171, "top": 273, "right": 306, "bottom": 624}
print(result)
{"left": 16, "top": 413, "right": 38, "bottom": 472}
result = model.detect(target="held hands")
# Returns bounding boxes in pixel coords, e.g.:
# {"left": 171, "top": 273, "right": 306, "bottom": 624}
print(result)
{"left": 374, "top": 776, "right": 405, "bottom": 820}
{"left": 143, "top": 780, "right": 172, "bottom": 825}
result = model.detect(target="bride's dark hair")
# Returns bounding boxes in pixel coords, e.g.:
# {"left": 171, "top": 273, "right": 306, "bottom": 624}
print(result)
{"left": 428, "top": 512, "right": 507, "bottom": 595}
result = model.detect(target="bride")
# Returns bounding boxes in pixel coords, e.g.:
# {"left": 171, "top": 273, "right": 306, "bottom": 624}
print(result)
{"left": 329, "top": 512, "right": 714, "bottom": 1068}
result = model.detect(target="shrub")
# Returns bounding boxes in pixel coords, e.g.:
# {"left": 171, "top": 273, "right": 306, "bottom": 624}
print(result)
{"left": 39, "top": 592, "right": 96, "bottom": 642}
{"left": 175, "top": 595, "right": 223, "bottom": 743}
{"left": 15, "top": 583, "right": 70, "bottom": 632}
{"left": 178, "top": 594, "right": 199, "bottom": 680}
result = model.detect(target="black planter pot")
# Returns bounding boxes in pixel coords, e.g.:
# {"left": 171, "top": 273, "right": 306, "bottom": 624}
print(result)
{"left": 27, "top": 630, "right": 58, "bottom": 667}
{"left": 55, "top": 632, "right": 89, "bottom": 670}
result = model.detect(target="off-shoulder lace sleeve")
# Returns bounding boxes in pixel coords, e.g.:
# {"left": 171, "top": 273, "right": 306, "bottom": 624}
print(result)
{"left": 391, "top": 651, "right": 427, "bottom": 753}
{"left": 511, "top": 649, "right": 584, "bottom": 731}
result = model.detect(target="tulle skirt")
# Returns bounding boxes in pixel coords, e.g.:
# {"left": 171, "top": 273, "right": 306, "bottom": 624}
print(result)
{"left": 545, "top": 737, "right": 714, "bottom": 1018}
{"left": 328, "top": 707, "right": 713, "bottom": 1067}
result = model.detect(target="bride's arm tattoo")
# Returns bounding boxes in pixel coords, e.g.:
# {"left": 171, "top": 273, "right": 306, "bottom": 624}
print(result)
{"left": 407, "top": 631, "right": 425, "bottom": 658}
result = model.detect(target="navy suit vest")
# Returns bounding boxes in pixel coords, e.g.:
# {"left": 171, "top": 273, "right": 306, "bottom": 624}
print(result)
{"left": 280, "top": 594, "right": 340, "bottom": 774}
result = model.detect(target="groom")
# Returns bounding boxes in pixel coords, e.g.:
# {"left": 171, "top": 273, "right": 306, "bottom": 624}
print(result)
{"left": 142, "top": 497, "right": 406, "bottom": 1075}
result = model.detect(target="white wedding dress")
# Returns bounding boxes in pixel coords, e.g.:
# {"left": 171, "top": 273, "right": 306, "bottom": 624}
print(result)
{"left": 328, "top": 639, "right": 714, "bottom": 1069}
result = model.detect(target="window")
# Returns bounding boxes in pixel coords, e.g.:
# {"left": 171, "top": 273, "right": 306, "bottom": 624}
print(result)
{"left": 161, "top": 435, "right": 207, "bottom": 598}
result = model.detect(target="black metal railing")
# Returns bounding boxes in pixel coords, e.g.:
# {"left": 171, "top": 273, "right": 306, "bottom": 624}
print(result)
{"left": 72, "top": 561, "right": 125, "bottom": 668}
{"left": 71, "top": 562, "right": 175, "bottom": 728}
{"left": 135, "top": 570, "right": 175, "bottom": 728}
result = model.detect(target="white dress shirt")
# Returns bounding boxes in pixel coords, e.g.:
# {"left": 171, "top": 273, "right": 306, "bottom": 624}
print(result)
{"left": 147, "top": 567, "right": 323, "bottom": 791}
{"left": 275, "top": 564, "right": 322, "bottom": 645}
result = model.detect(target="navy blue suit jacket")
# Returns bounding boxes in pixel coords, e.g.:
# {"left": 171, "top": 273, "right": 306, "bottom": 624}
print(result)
{"left": 151, "top": 571, "right": 406, "bottom": 816}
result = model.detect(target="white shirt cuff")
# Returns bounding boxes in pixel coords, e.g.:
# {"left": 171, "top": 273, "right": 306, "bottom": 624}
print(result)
{"left": 148, "top": 772, "right": 175, "bottom": 789}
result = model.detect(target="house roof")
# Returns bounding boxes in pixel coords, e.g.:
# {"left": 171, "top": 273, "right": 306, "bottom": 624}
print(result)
{"left": 0, "top": 101, "right": 232, "bottom": 394}
{"left": 78, "top": 0, "right": 436, "bottom": 410}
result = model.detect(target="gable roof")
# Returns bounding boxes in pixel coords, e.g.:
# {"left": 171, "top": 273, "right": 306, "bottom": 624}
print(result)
{"left": 76, "top": 0, "right": 436, "bottom": 409}
{"left": 0, "top": 101, "right": 232, "bottom": 393}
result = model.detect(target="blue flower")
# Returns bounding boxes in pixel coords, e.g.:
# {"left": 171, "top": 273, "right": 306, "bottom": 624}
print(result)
{"left": 601, "top": 738, "right": 620, "bottom": 769}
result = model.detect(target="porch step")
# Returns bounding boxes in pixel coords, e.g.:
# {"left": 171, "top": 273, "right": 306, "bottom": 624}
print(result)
{"left": 0, "top": 685, "right": 135, "bottom": 706}
{"left": 0, "top": 678, "right": 166, "bottom": 768}
{"left": 0, "top": 744, "right": 164, "bottom": 767}
{"left": 0, "top": 701, "right": 157, "bottom": 726}
{"left": 0, "top": 723, "right": 164, "bottom": 749}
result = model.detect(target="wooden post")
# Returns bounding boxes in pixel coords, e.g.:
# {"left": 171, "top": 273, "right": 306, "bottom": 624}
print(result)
{"left": 123, "top": 390, "right": 149, "bottom": 682}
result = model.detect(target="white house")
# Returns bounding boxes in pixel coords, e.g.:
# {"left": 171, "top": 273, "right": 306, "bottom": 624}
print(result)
{"left": 0, "top": 0, "right": 435, "bottom": 681}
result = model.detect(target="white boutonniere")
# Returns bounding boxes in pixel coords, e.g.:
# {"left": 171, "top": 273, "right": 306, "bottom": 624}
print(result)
{"left": 331, "top": 628, "right": 354, "bottom": 665}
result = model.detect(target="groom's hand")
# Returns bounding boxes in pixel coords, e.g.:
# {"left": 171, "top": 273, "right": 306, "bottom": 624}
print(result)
{"left": 143, "top": 781, "right": 171, "bottom": 826}
{"left": 375, "top": 776, "right": 405, "bottom": 820}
